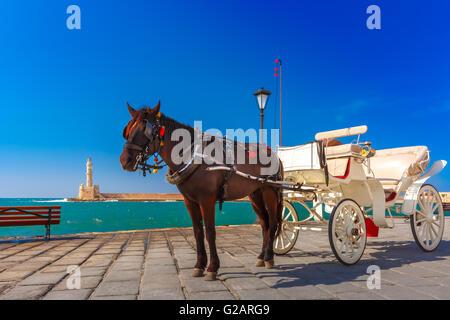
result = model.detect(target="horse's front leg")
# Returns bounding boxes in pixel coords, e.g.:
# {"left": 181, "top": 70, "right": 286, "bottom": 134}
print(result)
{"left": 200, "top": 197, "right": 220, "bottom": 281}
{"left": 184, "top": 199, "right": 207, "bottom": 277}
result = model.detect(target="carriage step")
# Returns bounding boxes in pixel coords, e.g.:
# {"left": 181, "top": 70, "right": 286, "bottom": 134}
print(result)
{"left": 365, "top": 217, "right": 379, "bottom": 237}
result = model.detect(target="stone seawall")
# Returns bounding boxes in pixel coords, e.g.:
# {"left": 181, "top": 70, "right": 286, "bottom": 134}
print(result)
{"left": 69, "top": 193, "right": 249, "bottom": 202}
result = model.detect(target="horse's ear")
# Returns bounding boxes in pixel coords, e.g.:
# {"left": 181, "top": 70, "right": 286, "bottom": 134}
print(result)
{"left": 145, "top": 100, "right": 161, "bottom": 116}
{"left": 127, "top": 102, "right": 137, "bottom": 118}
{"left": 154, "top": 100, "right": 161, "bottom": 114}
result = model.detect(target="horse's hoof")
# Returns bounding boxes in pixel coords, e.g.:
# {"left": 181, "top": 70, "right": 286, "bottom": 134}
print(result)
{"left": 204, "top": 272, "right": 217, "bottom": 281}
{"left": 192, "top": 268, "right": 204, "bottom": 277}
{"left": 264, "top": 259, "right": 274, "bottom": 269}
{"left": 255, "top": 259, "right": 264, "bottom": 267}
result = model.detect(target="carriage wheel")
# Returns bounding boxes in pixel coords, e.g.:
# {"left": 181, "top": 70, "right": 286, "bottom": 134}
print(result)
{"left": 274, "top": 200, "right": 300, "bottom": 255}
{"left": 410, "top": 184, "right": 445, "bottom": 252}
{"left": 329, "top": 199, "right": 367, "bottom": 265}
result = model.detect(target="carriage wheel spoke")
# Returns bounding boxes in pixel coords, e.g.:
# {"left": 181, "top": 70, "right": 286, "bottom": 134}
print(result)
{"left": 419, "top": 222, "right": 426, "bottom": 241}
{"left": 418, "top": 198, "right": 426, "bottom": 213}
{"left": 285, "top": 211, "right": 292, "bottom": 221}
{"left": 426, "top": 224, "right": 431, "bottom": 245}
{"left": 431, "top": 219, "right": 441, "bottom": 228}
{"left": 416, "top": 217, "right": 427, "bottom": 224}
{"left": 431, "top": 203, "right": 439, "bottom": 214}
{"left": 422, "top": 223, "right": 427, "bottom": 245}
{"left": 339, "top": 238, "right": 345, "bottom": 253}
{"left": 280, "top": 231, "right": 285, "bottom": 248}
{"left": 416, "top": 209, "right": 427, "bottom": 218}
{"left": 429, "top": 223, "right": 438, "bottom": 238}
{"left": 284, "top": 229, "right": 294, "bottom": 241}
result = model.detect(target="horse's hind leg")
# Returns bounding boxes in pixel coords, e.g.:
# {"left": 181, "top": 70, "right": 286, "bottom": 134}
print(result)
{"left": 199, "top": 197, "right": 220, "bottom": 281}
{"left": 184, "top": 199, "right": 207, "bottom": 277}
{"left": 261, "top": 187, "right": 282, "bottom": 269}
{"left": 249, "top": 190, "right": 269, "bottom": 267}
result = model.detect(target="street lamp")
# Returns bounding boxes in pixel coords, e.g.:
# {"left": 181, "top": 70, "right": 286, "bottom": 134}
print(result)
{"left": 253, "top": 87, "right": 271, "bottom": 144}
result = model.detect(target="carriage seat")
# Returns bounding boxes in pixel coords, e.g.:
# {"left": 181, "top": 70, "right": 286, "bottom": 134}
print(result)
{"left": 325, "top": 144, "right": 362, "bottom": 177}
{"left": 365, "top": 146, "right": 429, "bottom": 190}
{"left": 325, "top": 143, "right": 362, "bottom": 157}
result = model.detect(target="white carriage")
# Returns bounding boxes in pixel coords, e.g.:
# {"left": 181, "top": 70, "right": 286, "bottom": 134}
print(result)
{"left": 274, "top": 125, "right": 447, "bottom": 265}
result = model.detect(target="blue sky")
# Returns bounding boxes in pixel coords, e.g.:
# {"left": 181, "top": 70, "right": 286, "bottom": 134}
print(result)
{"left": 1, "top": 0, "right": 449, "bottom": 197}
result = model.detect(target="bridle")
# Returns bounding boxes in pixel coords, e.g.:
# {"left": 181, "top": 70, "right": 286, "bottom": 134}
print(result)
{"left": 123, "top": 114, "right": 167, "bottom": 176}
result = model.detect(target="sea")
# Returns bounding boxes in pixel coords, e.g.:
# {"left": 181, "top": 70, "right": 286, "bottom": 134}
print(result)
{"left": 0, "top": 198, "right": 448, "bottom": 238}
{"left": 0, "top": 198, "right": 261, "bottom": 238}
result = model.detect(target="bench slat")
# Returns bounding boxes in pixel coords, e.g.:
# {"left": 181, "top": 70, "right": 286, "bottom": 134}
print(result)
{"left": 0, "top": 211, "right": 61, "bottom": 216}
{"left": 0, "top": 220, "right": 60, "bottom": 227}
{"left": 0, "top": 206, "right": 61, "bottom": 211}
{"left": 0, "top": 215, "right": 61, "bottom": 221}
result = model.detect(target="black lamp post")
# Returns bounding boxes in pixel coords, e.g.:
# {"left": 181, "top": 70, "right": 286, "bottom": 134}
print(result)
{"left": 253, "top": 87, "right": 271, "bottom": 144}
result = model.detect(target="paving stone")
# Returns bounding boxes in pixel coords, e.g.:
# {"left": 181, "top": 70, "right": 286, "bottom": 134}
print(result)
{"left": 110, "top": 262, "right": 142, "bottom": 271}
{"left": 105, "top": 270, "right": 141, "bottom": 282}
{"left": 0, "top": 220, "right": 449, "bottom": 299}
{"left": 336, "top": 291, "right": 386, "bottom": 300}
{"left": 189, "top": 291, "right": 235, "bottom": 300}
{"left": 12, "top": 262, "right": 49, "bottom": 271}
{"left": 94, "top": 280, "right": 140, "bottom": 297}
{"left": 0, "top": 282, "right": 13, "bottom": 294}
{"left": 147, "top": 252, "right": 172, "bottom": 259}
{"left": 117, "top": 255, "right": 144, "bottom": 263}
{"left": 377, "top": 285, "right": 436, "bottom": 300}
{"left": 0, "top": 285, "right": 50, "bottom": 300}
{"left": 316, "top": 282, "right": 369, "bottom": 294}
{"left": 41, "top": 265, "right": 71, "bottom": 273}
{"left": 91, "top": 294, "right": 137, "bottom": 300}
{"left": 81, "top": 260, "right": 112, "bottom": 267}
{"left": 54, "top": 276, "right": 102, "bottom": 290}
{"left": 224, "top": 277, "right": 269, "bottom": 291}
{"left": 43, "top": 289, "right": 92, "bottom": 300}
{"left": 122, "top": 250, "right": 145, "bottom": 256}
{"left": 176, "top": 259, "right": 198, "bottom": 269}
{"left": 142, "top": 275, "right": 181, "bottom": 289}
{"left": 183, "top": 278, "right": 228, "bottom": 293}
{"left": 140, "top": 287, "right": 185, "bottom": 300}
{"left": 52, "top": 258, "right": 87, "bottom": 266}
{"left": 278, "top": 285, "right": 337, "bottom": 300}
{"left": 144, "top": 264, "right": 177, "bottom": 275}
{"left": 145, "top": 257, "right": 175, "bottom": 266}
{"left": 218, "top": 267, "right": 254, "bottom": 279}
{"left": 236, "top": 288, "right": 289, "bottom": 300}
{"left": 407, "top": 285, "right": 450, "bottom": 299}
{"left": 76, "top": 266, "right": 107, "bottom": 277}
{"left": 19, "top": 272, "right": 66, "bottom": 285}
{"left": 0, "top": 270, "right": 34, "bottom": 281}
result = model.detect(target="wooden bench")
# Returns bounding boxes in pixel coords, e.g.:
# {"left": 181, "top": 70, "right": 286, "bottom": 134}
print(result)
{"left": 0, "top": 206, "right": 61, "bottom": 239}
{"left": 444, "top": 203, "right": 450, "bottom": 212}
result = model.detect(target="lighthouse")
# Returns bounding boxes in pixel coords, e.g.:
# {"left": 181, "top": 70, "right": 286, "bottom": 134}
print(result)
{"left": 78, "top": 157, "right": 100, "bottom": 200}
{"left": 86, "top": 157, "right": 93, "bottom": 187}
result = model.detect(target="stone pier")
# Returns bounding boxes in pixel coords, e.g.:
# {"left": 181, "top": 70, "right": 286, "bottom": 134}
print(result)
{"left": 0, "top": 218, "right": 449, "bottom": 300}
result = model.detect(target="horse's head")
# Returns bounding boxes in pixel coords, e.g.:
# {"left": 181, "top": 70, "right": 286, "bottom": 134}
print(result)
{"left": 120, "top": 101, "right": 162, "bottom": 171}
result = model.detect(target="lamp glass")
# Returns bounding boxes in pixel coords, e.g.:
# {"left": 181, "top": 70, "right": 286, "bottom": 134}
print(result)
{"left": 256, "top": 93, "right": 269, "bottom": 111}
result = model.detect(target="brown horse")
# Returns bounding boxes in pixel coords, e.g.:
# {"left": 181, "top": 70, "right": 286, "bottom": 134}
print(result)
{"left": 120, "top": 101, "right": 283, "bottom": 280}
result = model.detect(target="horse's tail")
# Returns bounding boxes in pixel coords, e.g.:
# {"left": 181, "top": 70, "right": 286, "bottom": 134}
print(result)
{"left": 275, "top": 159, "right": 284, "bottom": 239}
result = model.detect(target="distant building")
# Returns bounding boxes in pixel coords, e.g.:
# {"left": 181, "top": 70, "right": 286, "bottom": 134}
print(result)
{"left": 440, "top": 192, "right": 450, "bottom": 203}
{"left": 78, "top": 157, "right": 100, "bottom": 200}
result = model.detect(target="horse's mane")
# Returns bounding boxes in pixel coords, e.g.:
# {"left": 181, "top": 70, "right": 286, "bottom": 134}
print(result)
{"left": 160, "top": 113, "right": 194, "bottom": 137}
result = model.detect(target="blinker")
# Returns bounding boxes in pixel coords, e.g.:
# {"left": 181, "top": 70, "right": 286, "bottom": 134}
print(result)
{"left": 144, "top": 120, "right": 153, "bottom": 139}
